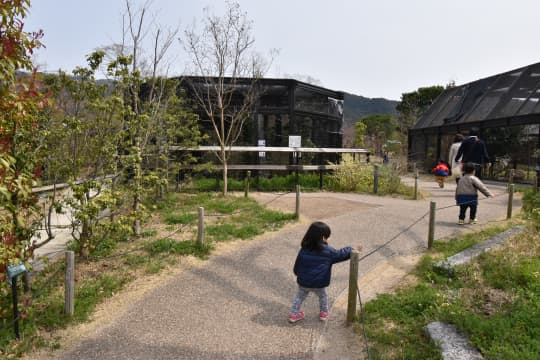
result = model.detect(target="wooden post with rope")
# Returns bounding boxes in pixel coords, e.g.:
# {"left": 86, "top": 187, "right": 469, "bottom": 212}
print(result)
{"left": 198, "top": 207, "right": 204, "bottom": 246}
{"left": 346, "top": 250, "right": 360, "bottom": 324}
{"left": 65, "top": 251, "right": 74, "bottom": 316}
{"left": 428, "top": 201, "right": 436, "bottom": 249}
{"left": 507, "top": 184, "right": 514, "bottom": 219}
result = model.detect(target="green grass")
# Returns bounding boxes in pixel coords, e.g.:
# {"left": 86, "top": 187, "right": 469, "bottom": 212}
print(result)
{"left": 358, "top": 224, "right": 540, "bottom": 359}
{"left": 187, "top": 168, "right": 416, "bottom": 197}
{"left": 157, "top": 192, "right": 296, "bottom": 242}
{"left": 144, "top": 238, "right": 212, "bottom": 257}
{"left": 141, "top": 229, "right": 157, "bottom": 237}
{"left": 164, "top": 212, "right": 197, "bottom": 225}
{"left": 0, "top": 262, "right": 130, "bottom": 357}
{"left": 0, "top": 190, "right": 296, "bottom": 358}
{"left": 189, "top": 173, "right": 324, "bottom": 192}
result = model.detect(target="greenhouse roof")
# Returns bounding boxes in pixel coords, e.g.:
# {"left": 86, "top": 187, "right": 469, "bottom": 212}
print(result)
{"left": 412, "top": 62, "right": 540, "bottom": 131}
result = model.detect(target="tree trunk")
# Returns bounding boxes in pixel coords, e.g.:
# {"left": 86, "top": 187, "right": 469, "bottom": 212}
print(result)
{"left": 80, "top": 219, "right": 90, "bottom": 258}
{"left": 133, "top": 158, "right": 142, "bottom": 236}
{"left": 221, "top": 145, "right": 228, "bottom": 195}
{"left": 223, "top": 161, "right": 228, "bottom": 195}
{"left": 133, "top": 182, "right": 141, "bottom": 236}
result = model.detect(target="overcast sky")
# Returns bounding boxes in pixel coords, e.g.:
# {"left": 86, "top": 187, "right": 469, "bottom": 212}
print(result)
{"left": 25, "top": 0, "right": 540, "bottom": 100}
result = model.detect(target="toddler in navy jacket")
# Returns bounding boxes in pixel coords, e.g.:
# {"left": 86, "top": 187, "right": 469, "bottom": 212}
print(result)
{"left": 288, "top": 221, "right": 362, "bottom": 323}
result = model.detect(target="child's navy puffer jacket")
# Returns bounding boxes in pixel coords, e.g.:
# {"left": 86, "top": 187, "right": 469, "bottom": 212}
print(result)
{"left": 293, "top": 244, "right": 352, "bottom": 288}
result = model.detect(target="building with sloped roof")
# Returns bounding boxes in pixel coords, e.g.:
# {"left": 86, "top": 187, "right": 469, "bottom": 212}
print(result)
{"left": 409, "top": 62, "right": 540, "bottom": 182}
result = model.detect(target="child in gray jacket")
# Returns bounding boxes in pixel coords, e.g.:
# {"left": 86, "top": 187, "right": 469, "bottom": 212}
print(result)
{"left": 455, "top": 162, "right": 493, "bottom": 224}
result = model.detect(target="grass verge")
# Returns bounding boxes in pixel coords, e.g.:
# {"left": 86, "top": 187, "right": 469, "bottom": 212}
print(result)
{"left": 357, "top": 221, "right": 540, "bottom": 359}
{"left": 0, "top": 192, "right": 295, "bottom": 358}
{"left": 185, "top": 166, "right": 417, "bottom": 198}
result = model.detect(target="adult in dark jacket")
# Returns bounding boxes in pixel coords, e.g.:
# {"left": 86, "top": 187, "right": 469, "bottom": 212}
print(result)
{"left": 455, "top": 128, "right": 490, "bottom": 179}
{"left": 288, "top": 221, "right": 363, "bottom": 323}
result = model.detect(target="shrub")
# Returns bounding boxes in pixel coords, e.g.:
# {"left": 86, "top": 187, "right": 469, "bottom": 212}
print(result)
{"left": 522, "top": 189, "right": 540, "bottom": 228}
{"left": 326, "top": 155, "right": 412, "bottom": 196}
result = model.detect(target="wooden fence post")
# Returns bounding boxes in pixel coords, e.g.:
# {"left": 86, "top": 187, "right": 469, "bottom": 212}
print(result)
{"left": 428, "top": 201, "right": 436, "bottom": 249}
{"left": 346, "top": 250, "right": 360, "bottom": 324}
{"left": 295, "top": 185, "right": 300, "bottom": 220}
{"left": 198, "top": 207, "right": 204, "bottom": 246}
{"left": 373, "top": 164, "right": 379, "bottom": 194}
{"left": 65, "top": 251, "right": 74, "bottom": 316}
{"left": 244, "top": 170, "right": 251, "bottom": 198}
{"left": 507, "top": 184, "right": 514, "bottom": 219}
{"left": 414, "top": 169, "right": 419, "bottom": 200}
{"left": 508, "top": 169, "right": 515, "bottom": 188}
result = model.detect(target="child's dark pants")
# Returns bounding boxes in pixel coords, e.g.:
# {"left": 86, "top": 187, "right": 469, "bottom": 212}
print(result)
{"left": 459, "top": 204, "right": 477, "bottom": 220}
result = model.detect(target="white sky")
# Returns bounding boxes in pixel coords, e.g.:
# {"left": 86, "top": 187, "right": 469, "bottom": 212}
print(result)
{"left": 25, "top": 0, "right": 540, "bottom": 100}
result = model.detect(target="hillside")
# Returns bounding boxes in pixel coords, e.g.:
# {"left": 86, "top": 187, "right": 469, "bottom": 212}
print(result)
{"left": 343, "top": 92, "right": 398, "bottom": 127}
{"left": 342, "top": 93, "right": 398, "bottom": 145}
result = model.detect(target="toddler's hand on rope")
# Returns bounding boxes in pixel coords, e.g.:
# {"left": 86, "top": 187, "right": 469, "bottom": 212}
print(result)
{"left": 355, "top": 245, "right": 363, "bottom": 252}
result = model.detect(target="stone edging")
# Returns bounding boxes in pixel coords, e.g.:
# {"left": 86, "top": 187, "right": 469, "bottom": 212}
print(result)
{"left": 434, "top": 225, "right": 525, "bottom": 275}
{"left": 427, "top": 225, "right": 525, "bottom": 359}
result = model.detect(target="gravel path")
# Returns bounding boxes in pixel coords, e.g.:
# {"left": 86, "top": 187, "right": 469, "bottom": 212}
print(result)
{"left": 43, "top": 177, "right": 518, "bottom": 359}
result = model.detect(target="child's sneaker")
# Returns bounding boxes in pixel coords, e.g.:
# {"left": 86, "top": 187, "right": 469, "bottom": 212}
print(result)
{"left": 319, "top": 311, "right": 329, "bottom": 321}
{"left": 288, "top": 311, "right": 305, "bottom": 323}
{"left": 458, "top": 219, "right": 465, "bottom": 225}
{"left": 469, "top": 218, "right": 478, "bottom": 224}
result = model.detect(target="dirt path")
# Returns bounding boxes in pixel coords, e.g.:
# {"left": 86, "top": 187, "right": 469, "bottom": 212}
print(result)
{"left": 26, "top": 178, "right": 517, "bottom": 359}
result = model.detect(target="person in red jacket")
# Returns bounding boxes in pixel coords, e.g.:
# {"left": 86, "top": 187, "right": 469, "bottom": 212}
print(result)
{"left": 432, "top": 159, "right": 450, "bottom": 188}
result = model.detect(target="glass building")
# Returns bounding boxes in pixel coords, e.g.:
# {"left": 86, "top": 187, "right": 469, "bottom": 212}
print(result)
{"left": 180, "top": 77, "right": 345, "bottom": 167}
{"left": 409, "top": 62, "right": 540, "bottom": 183}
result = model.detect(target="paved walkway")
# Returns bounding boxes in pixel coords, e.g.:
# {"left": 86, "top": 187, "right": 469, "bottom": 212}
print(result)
{"left": 45, "top": 177, "right": 518, "bottom": 359}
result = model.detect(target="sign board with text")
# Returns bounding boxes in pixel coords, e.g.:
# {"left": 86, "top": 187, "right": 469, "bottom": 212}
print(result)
{"left": 288, "top": 136, "right": 301, "bottom": 148}
{"left": 258, "top": 139, "right": 266, "bottom": 158}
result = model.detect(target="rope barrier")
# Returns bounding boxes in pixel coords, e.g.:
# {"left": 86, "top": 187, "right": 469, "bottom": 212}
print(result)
{"left": 174, "top": 191, "right": 295, "bottom": 219}
{"left": 86, "top": 224, "right": 190, "bottom": 262}
{"left": 434, "top": 190, "right": 509, "bottom": 211}
{"left": 358, "top": 211, "right": 430, "bottom": 263}
{"left": 356, "top": 188, "right": 513, "bottom": 263}
{"left": 1, "top": 180, "right": 521, "bottom": 347}
{"left": 30, "top": 265, "right": 65, "bottom": 299}
{"left": 33, "top": 249, "right": 67, "bottom": 259}
{"left": 357, "top": 285, "right": 372, "bottom": 360}
{"left": 0, "top": 316, "right": 19, "bottom": 333}
{"left": 260, "top": 191, "right": 293, "bottom": 207}
{"left": 348, "top": 183, "right": 521, "bottom": 351}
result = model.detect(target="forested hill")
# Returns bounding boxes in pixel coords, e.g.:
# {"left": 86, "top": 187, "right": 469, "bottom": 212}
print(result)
{"left": 343, "top": 93, "right": 398, "bottom": 126}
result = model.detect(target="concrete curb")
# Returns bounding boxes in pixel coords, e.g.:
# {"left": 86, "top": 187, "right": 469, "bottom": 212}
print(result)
{"left": 427, "top": 225, "right": 525, "bottom": 359}
{"left": 434, "top": 225, "right": 525, "bottom": 275}
{"left": 425, "top": 322, "right": 484, "bottom": 360}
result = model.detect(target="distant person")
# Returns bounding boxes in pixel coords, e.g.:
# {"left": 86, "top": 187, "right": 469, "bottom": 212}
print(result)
{"left": 455, "top": 128, "right": 490, "bottom": 179}
{"left": 431, "top": 159, "right": 449, "bottom": 188}
{"left": 288, "top": 221, "right": 363, "bottom": 323}
{"left": 455, "top": 162, "right": 493, "bottom": 225}
{"left": 448, "top": 133, "right": 464, "bottom": 183}
{"left": 383, "top": 151, "right": 389, "bottom": 165}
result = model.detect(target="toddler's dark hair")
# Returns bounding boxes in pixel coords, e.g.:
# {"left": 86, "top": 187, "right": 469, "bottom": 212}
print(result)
{"left": 464, "top": 162, "right": 476, "bottom": 173}
{"left": 301, "top": 221, "right": 331, "bottom": 252}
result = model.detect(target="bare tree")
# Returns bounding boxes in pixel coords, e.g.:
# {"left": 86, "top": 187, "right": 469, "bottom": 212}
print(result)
{"left": 97, "top": 0, "right": 201, "bottom": 236}
{"left": 182, "top": 1, "right": 274, "bottom": 195}
{"left": 115, "top": 0, "right": 180, "bottom": 235}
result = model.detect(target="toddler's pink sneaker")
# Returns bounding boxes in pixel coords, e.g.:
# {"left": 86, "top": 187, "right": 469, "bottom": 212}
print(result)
{"left": 319, "top": 311, "right": 329, "bottom": 321}
{"left": 288, "top": 311, "right": 305, "bottom": 323}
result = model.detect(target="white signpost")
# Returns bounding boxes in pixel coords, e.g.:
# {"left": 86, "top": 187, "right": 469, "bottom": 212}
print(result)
{"left": 258, "top": 139, "right": 266, "bottom": 158}
{"left": 288, "top": 135, "right": 301, "bottom": 148}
